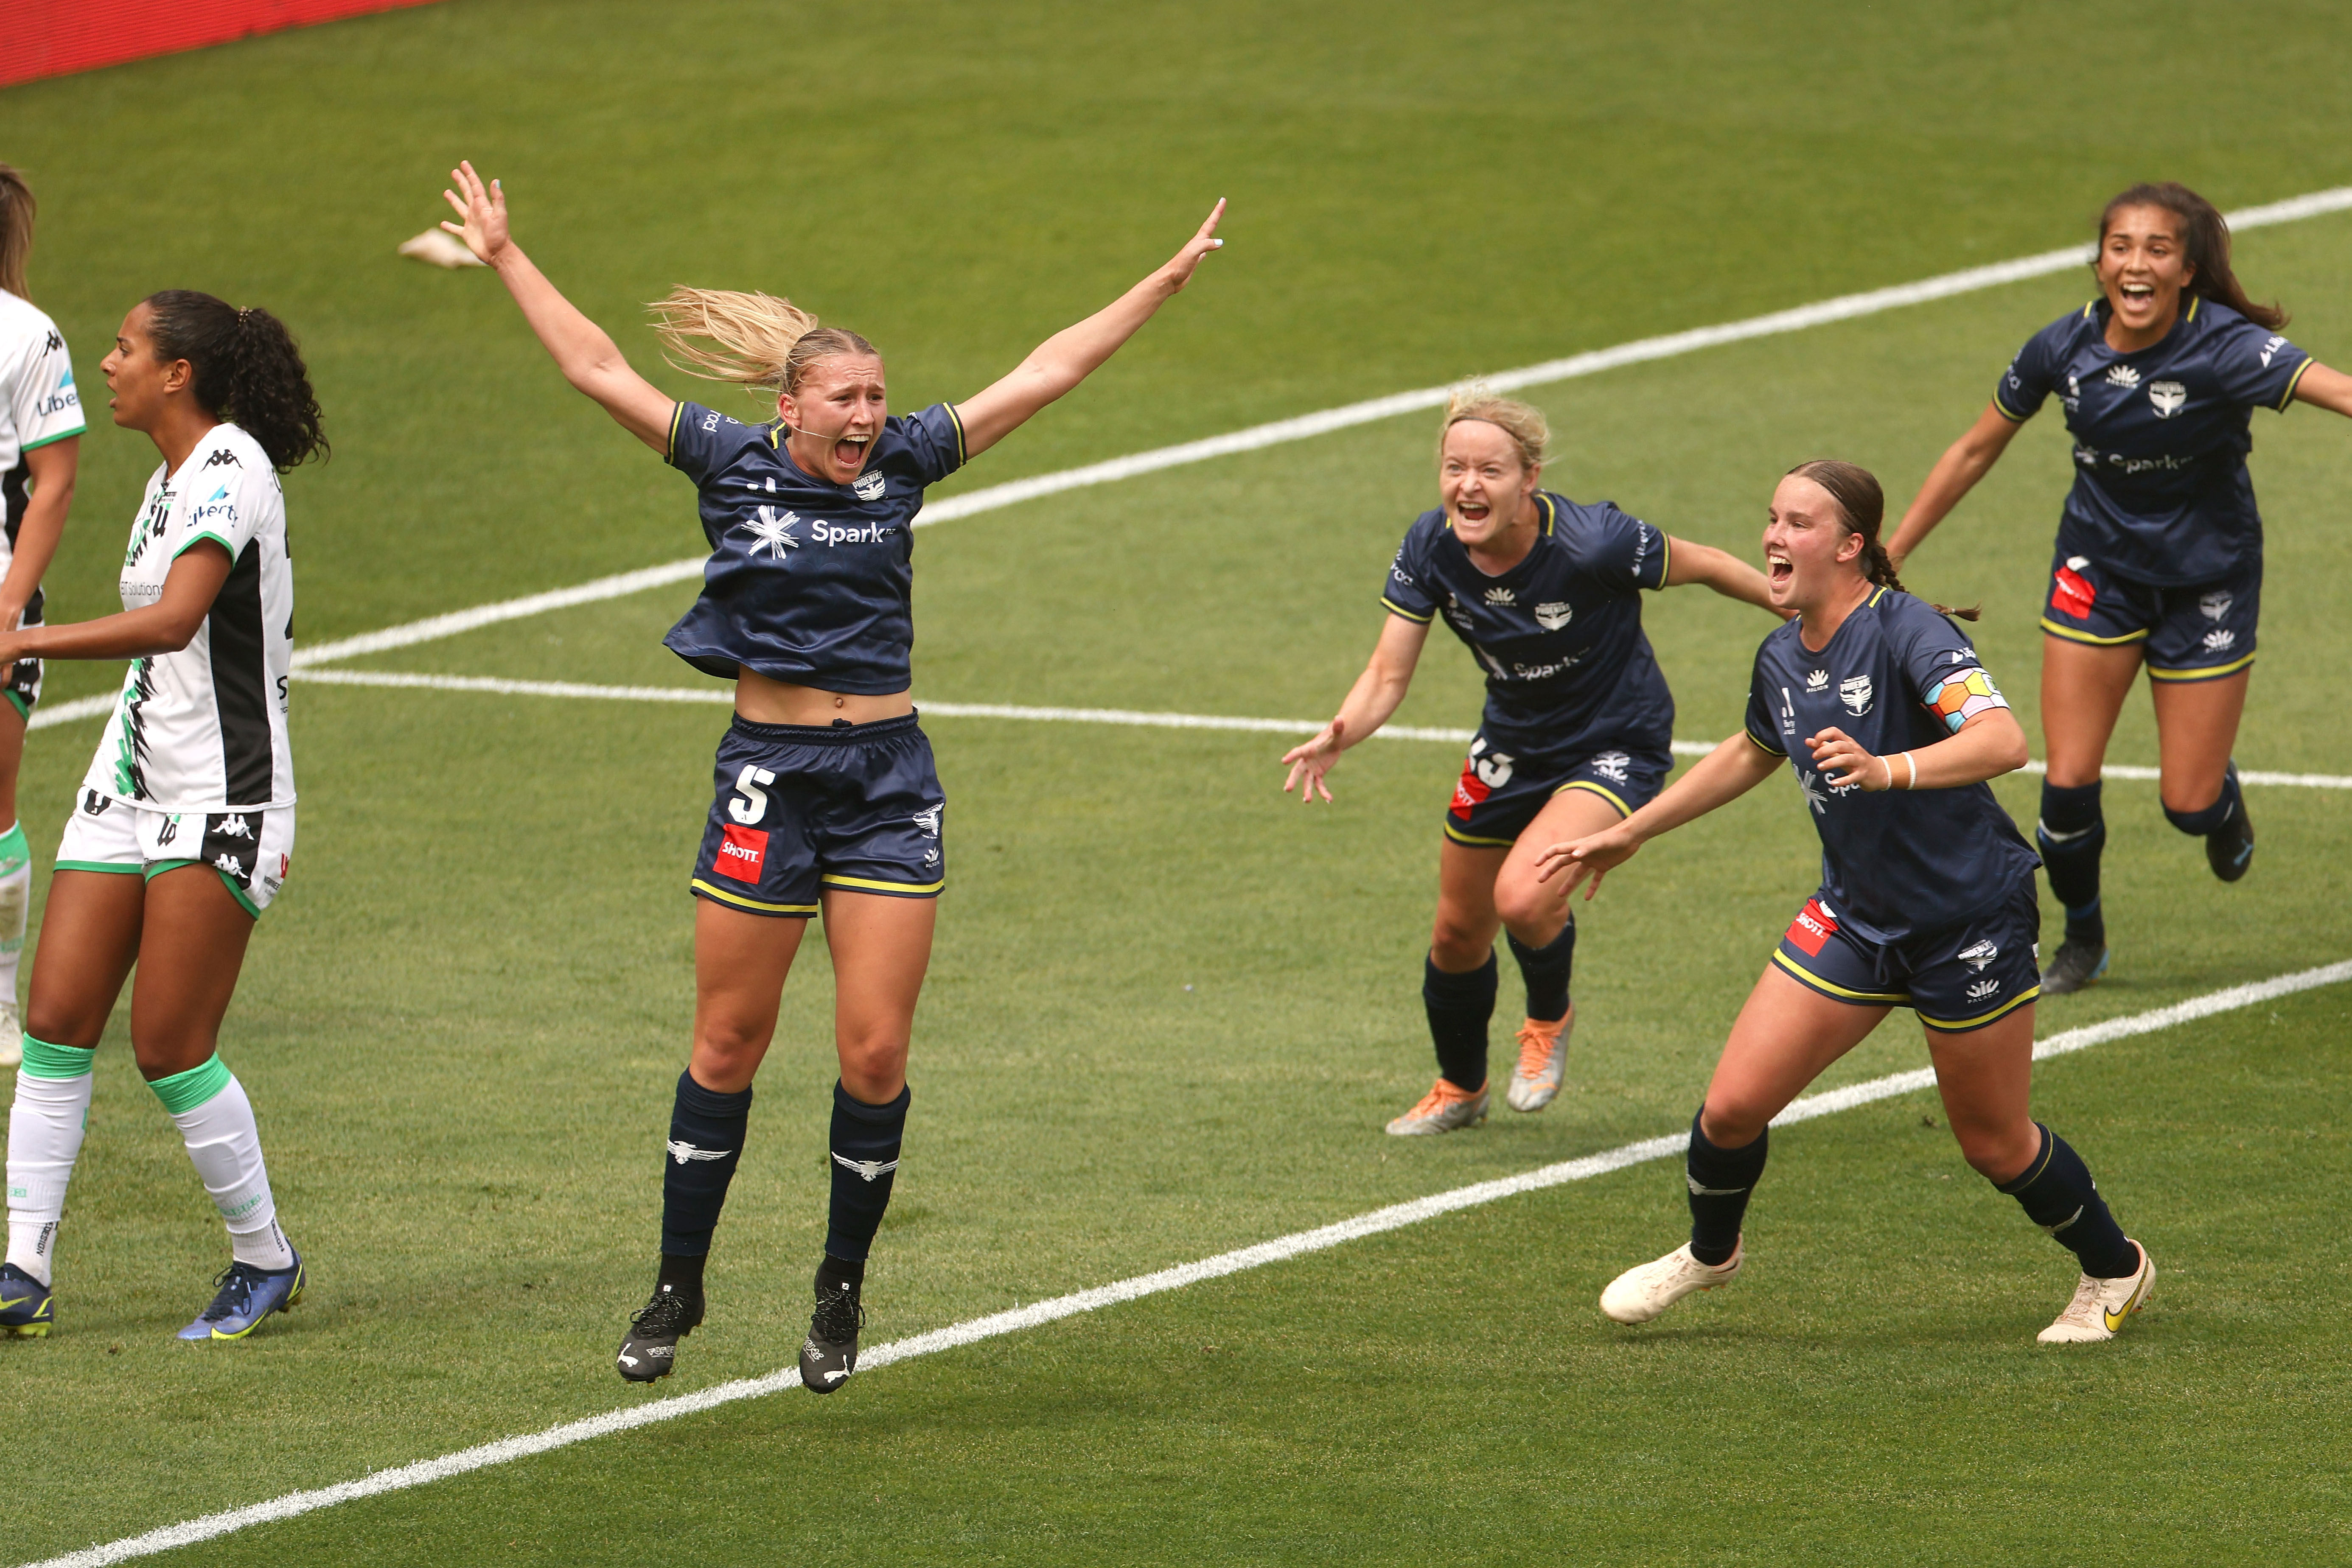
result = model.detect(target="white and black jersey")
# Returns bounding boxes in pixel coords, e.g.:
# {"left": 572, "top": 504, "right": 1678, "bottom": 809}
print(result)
{"left": 0, "top": 288, "right": 86, "bottom": 624}
{"left": 83, "top": 423, "right": 295, "bottom": 812}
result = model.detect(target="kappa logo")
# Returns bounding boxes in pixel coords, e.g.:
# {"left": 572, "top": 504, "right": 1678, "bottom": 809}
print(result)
{"left": 1966, "top": 978, "right": 2001, "bottom": 1002}
{"left": 1533, "top": 601, "right": 1573, "bottom": 631}
{"left": 1839, "top": 674, "right": 1873, "bottom": 716}
{"left": 1957, "top": 938, "right": 1999, "bottom": 971}
{"left": 1805, "top": 669, "right": 1829, "bottom": 692}
{"left": 2260, "top": 334, "right": 2287, "bottom": 367}
{"left": 2105, "top": 364, "right": 2142, "bottom": 389}
{"left": 2148, "top": 379, "right": 2187, "bottom": 418}
{"left": 2203, "top": 627, "right": 2236, "bottom": 651}
{"left": 666, "top": 1141, "right": 733, "bottom": 1165}
{"left": 745, "top": 507, "right": 800, "bottom": 560}
{"left": 215, "top": 814, "right": 253, "bottom": 840}
{"left": 213, "top": 852, "right": 243, "bottom": 876}
{"left": 1590, "top": 750, "right": 1631, "bottom": 784}
{"left": 832, "top": 1153, "right": 901, "bottom": 1182}
{"left": 911, "top": 804, "right": 942, "bottom": 838}
{"left": 201, "top": 448, "right": 241, "bottom": 470}
{"left": 853, "top": 470, "right": 886, "bottom": 501}
{"left": 1482, "top": 586, "right": 1516, "bottom": 607}
{"left": 2199, "top": 591, "right": 2232, "bottom": 621}
{"left": 43, "top": 329, "right": 62, "bottom": 353}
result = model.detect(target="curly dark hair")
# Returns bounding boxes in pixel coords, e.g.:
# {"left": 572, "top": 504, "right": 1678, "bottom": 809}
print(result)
{"left": 142, "top": 290, "right": 328, "bottom": 472}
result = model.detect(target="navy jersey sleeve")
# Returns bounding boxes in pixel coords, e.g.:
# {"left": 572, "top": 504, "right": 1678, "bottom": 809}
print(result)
{"left": 1883, "top": 594, "right": 2014, "bottom": 735}
{"left": 891, "top": 403, "right": 969, "bottom": 487}
{"left": 1380, "top": 518, "right": 1440, "bottom": 622}
{"left": 666, "top": 400, "right": 757, "bottom": 485}
{"left": 1991, "top": 316, "right": 2068, "bottom": 423}
{"left": 1570, "top": 501, "right": 1671, "bottom": 593}
{"left": 1744, "top": 643, "right": 1789, "bottom": 755}
{"left": 2210, "top": 316, "right": 2313, "bottom": 412}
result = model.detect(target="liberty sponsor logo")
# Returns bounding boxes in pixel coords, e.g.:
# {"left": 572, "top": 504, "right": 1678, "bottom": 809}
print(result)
{"left": 1785, "top": 897, "right": 1838, "bottom": 955}
{"left": 1590, "top": 751, "right": 1631, "bottom": 785}
{"left": 1482, "top": 586, "right": 1516, "bottom": 608}
{"left": 1839, "top": 674, "right": 1873, "bottom": 716}
{"left": 2052, "top": 557, "right": 2097, "bottom": 619}
{"left": 1441, "top": 593, "right": 1474, "bottom": 633}
{"left": 2062, "top": 372, "right": 2081, "bottom": 413}
{"left": 1966, "top": 978, "right": 2002, "bottom": 1003}
{"left": 34, "top": 386, "right": 77, "bottom": 418}
{"left": 666, "top": 1141, "right": 733, "bottom": 1165}
{"left": 744, "top": 507, "right": 800, "bottom": 560}
{"left": 1805, "top": 669, "right": 1828, "bottom": 692}
{"left": 2203, "top": 627, "right": 2236, "bottom": 652}
{"left": 2199, "top": 591, "right": 2232, "bottom": 621}
{"left": 189, "top": 483, "right": 238, "bottom": 532}
{"left": 2104, "top": 364, "right": 2141, "bottom": 389}
{"left": 1632, "top": 522, "right": 1655, "bottom": 576}
{"left": 2147, "top": 379, "right": 2187, "bottom": 418}
{"left": 911, "top": 804, "right": 942, "bottom": 838}
{"left": 1451, "top": 736, "right": 1514, "bottom": 819}
{"left": 2260, "top": 334, "right": 2287, "bottom": 367}
{"left": 1958, "top": 939, "right": 1999, "bottom": 971}
{"left": 700, "top": 411, "right": 721, "bottom": 431}
{"left": 1533, "top": 601, "right": 1573, "bottom": 631}
{"left": 715, "top": 823, "right": 768, "bottom": 882}
{"left": 853, "top": 470, "right": 886, "bottom": 501}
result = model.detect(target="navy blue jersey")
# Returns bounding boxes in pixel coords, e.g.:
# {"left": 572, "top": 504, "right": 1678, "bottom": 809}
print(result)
{"left": 1994, "top": 296, "right": 2311, "bottom": 585}
{"left": 1743, "top": 588, "right": 2038, "bottom": 944}
{"left": 1381, "top": 493, "right": 1675, "bottom": 755}
{"left": 661, "top": 399, "right": 967, "bottom": 694}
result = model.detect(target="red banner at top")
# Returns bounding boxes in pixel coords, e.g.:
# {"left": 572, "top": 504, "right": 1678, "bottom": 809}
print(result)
{"left": 1, "top": 0, "right": 449, "bottom": 89}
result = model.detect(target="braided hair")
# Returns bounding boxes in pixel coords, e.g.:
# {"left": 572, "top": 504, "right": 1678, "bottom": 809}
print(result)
{"left": 142, "top": 290, "right": 328, "bottom": 472}
{"left": 1785, "top": 459, "right": 1978, "bottom": 621}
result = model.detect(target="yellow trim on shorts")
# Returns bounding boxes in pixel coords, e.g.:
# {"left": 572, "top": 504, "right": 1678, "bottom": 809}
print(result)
{"left": 1771, "top": 949, "right": 1909, "bottom": 1005}
{"left": 820, "top": 871, "right": 945, "bottom": 896}
{"left": 1441, "top": 821, "right": 1517, "bottom": 848}
{"left": 690, "top": 879, "right": 820, "bottom": 916}
{"left": 2040, "top": 617, "right": 2150, "bottom": 646}
{"left": 1552, "top": 778, "right": 1633, "bottom": 818}
{"left": 2147, "top": 650, "right": 2256, "bottom": 682}
{"left": 1917, "top": 985, "right": 2040, "bottom": 1033}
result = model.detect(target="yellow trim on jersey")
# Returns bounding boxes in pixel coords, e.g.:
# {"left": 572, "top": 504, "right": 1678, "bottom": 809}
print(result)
{"left": 2081, "top": 300, "right": 2098, "bottom": 320}
{"left": 1539, "top": 493, "right": 1556, "bottom": 537}
{"left": 1866, "top": 585, "right": 1888, "bottom": 608}
{"left": 2147, "top": 650, "right": 2256, "bottom": 682}
{"left": 1381, "top": 596, "right": 1435, "bottom": 624}
{"left": 1552, "top": 779, "right": 1633, "bottom": 819}
{"left": 1744, "top": 728, "right": 1786, "bottom": 758}
{"left": 820, "top": 871, "right": 946, "bottom": 896}
{"left": 665, "top": 400, "right": 686, "bottom": 464}
{"left": 1771, "top": 949, "right": 1909, "bottom": 1005}
{"left": 1441, "top": 821, "right": 1518, "bottom": 848}
{"left": 943, "top": 402, "right": 969, "bottom": 465}
{"left": 2040, "top": 617, "right": 2150, "bottom": 646}
{"left": 690, "top": 879, "right": 819, "bottom": 916}
{"left": 1653, "top": 528, "right": 1671, "bottom": 588}
{"left": 1917, "top": 985, "right": 2039, "bottom": 1033}
{"left": 1991, "top": 389, "right": 2032, "bottom": 423}
{"left": 2278, "top": 356, "right": 2314, "bottom": 412}
{"left": 2185, "top": 294, "right": 2200, "bottom": 322}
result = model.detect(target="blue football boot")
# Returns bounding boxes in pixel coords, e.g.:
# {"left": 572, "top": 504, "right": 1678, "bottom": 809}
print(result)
{"left": 0, "top": 1263, "right": 54, "bottom": 1338}
{"left": 177, "top": 1253, "right": 305, "bottom": 1341}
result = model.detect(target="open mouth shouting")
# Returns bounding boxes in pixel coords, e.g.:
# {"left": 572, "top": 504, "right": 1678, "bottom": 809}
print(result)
{"left": 1768, "top": 550, "right": 1794, "bottom": 592}
{"left": 829, "top": 432, "right": 872, "bottom": 476}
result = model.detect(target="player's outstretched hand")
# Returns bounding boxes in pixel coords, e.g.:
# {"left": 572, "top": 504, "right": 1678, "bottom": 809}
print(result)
{"left": 1158, "top": 199, "right": 1227, "bottom": 294}
{"left": 1280, "top": 716, "right": 1346, "bottom": 804}
{"left": 1533, "top": 822, "right": 1640, "bottom": 900}
{"left": 1807, "top": 726, "right": 1889, "bottom": 791}
{"left": 440, "top": 160, "right": 511, "bottom": 266}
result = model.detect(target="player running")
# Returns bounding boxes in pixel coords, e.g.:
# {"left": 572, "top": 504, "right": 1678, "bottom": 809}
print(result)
{"left": 1541, "top": 460, "right": 2153, "bottom": 1344}
{"left": 0, "top": 165, "right": 86, "bottom": 1072}
{"left": 1282, "top": 393, "right": 1776, "bottom": 1133}
{"left": 1887, "top": 182, "right": 2352, "bottom": 994}
{"left": 1, "top": 291, "right": 323, "bottom": 1341}
{"left": 438, "top": 162, "right": 1225, "bottom": 1391}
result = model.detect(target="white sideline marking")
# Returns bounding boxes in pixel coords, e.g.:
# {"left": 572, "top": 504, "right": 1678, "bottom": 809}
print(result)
{"left": 29, "top": 958, "right": 2352, "bottom": 1568}
{"left": 49, "top": 182, "right": 2338, "bottom": 685}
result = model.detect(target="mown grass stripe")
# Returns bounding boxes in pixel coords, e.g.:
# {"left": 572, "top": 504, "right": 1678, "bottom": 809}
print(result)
{"left": 28, "top": 957, "right": 2350, "bottom": 1568}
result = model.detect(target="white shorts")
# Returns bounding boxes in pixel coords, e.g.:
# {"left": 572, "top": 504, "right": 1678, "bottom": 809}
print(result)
{"left": 55, "top": 790, "right": 294, "bottom": 916}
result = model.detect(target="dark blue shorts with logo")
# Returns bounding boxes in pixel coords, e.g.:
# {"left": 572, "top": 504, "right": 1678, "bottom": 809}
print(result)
{"left": 691, "top": 712, "right": 945, "bottom": 918}
{"left": 1442, "top": 731, "right": 1672, "bottom": 848}
{"left": 2039, "top": 544, "right": 2259, "bottom": 683}
{"left": 1770, "top": 873, "right": 2041, "bottom": 1033}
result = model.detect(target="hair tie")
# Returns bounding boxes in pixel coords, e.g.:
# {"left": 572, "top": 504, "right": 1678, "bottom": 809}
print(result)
{"left": 236, "top": 306, "right": 252, "bottom": 324}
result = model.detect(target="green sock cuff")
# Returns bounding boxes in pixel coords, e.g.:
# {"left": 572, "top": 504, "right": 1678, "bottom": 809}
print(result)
{"left": 148, "top": 1053, "right": 233, "bottom": 1115}
{"left": 19, "top": 1036, "right": 95, "bottom": 1081}
{"left": 0, "top": 821, "right": 28, "bottom": 876}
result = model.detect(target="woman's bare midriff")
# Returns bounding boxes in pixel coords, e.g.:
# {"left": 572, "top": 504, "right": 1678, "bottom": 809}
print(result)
{"left": 733, "top": 667, "right": 914, "bottom": 727}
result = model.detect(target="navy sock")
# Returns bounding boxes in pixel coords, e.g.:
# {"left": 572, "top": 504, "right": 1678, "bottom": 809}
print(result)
{"left": 1686, "top": 1110, "right": 1766, "bottom": 1266}
{"left": 1423, "top": 952, "right": 1497, "bottom": 1091}
{"left": 816, "top": 1252, "right": 864, "bottom": 1296}
{"left": 2036, "top": 781, "right": 2106, "bottom": 946}
{"left": 659, "top": 1071, "right": 752, "bottom": 1258}
{"left": 1507, "top": 918, "right": 1575, "bottom": 1024}
{"left": 1995, "top": 1124, "right": 2139, "bottom": 1279}
{"left": 825, "top": 1080, "right": 909, "bottom": 1263}
{"left": 2162, "top": 764, "right": 2241, "bottom": 838}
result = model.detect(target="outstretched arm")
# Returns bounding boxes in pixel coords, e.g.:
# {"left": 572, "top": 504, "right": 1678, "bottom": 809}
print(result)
{"left": 1663, "top": 537, "right": 1785, "bottom": 616}
{"left": 1884, "top": 402, "right": 2024, "bottom": 571}
{"left": 1531, "top": 733, "right": 1781, "bottom": 898}
{"left": 442, "top": 161, "right": 675, "bottom": 453}
{"left": 2292, "top": 362, "right": 2352, "bottom": 417}
{"left": 1279, "top": 613, "right": 1430, "bottom": 804}
{"left": 955, "top": 201, "right": 1226, "bottom": 459}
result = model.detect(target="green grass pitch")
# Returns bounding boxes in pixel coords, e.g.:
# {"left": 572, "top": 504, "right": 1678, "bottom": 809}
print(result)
{"left": 4, "top": 1, "right": 2352, "bottom": 1561}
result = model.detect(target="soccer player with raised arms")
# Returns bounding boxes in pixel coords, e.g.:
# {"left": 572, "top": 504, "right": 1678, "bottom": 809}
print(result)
{"left": 1887, "top": 182, "right": 2352, "bottom": 994}
{"left": 1281, "top": 393, "right": 1777, "bottom": 1133}
{"left": 1, "top": 291, "right": 322, "bottom": 1341}
{"left": 438, "top": 162, "right": 1224, "bottom": 1389}
{"left": 1540, "top": 461, "right": 2153, "bottom": 1343}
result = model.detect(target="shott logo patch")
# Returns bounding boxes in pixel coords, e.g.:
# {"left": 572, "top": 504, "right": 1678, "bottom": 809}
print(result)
{"left": 1786, "top": 898, "right": 1838, "bottom": 957}
{"left": 715, "top": 825, "right": 768, "bottom": 882}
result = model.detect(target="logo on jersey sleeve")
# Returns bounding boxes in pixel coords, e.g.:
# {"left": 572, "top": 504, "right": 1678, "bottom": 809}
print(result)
{"left": 1839, "top": 675, "right": 1873, "bottom": 716}
{"left": 1450, "top": 737, "right": 1514, "bottom": 820}
{"left": 2148, "top": 380, "right": 2186, "bottom": 418}
{"left": 1533, "top": 602, "right": 1573, "bottom": 630}
{"left": 1786, "top": 898, "right": 1838, "bottom": 957}
{"left": 715, "top": 824, "right": 769, "bottom": 882}
{"left": 2052, "top": 557, "right": 2096, "bottom": 619}
{"left": 201, "top": 449, "right": 241, "bottom": 470}
{"left": 853, "top": 470, "right": 886, "bottom": 501}
{"left": 189, "top": 483, "right": 238, "bottom": 532}
{"left": 2260, "top": 335, "right": 2286, "bottom": 367}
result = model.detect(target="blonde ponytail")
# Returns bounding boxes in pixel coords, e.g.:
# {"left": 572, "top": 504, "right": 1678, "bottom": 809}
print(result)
{"left": 646, "top": 287, "right": 877, "bottom": 401}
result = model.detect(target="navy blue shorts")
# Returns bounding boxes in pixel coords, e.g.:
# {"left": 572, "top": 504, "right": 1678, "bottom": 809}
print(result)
{"left": 2040, "top": 545, "right": 2259, "bottom": 683}
{"left": 1444, "top": 736, "right": 1671, "bottom": 848}
{"left": 1770, "top": 874, "right": 2041, "bottom": 1033}
{"left": 691, "top": 713, "right": 945, "bottom": 918}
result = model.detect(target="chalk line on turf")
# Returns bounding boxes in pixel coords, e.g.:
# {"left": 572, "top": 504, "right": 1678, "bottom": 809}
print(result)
{"left": 25, "top": 958, "right": 2352, "bottom": 1568}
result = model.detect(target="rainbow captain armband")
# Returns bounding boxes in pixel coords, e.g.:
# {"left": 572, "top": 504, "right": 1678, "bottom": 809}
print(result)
{"left": 1921, "top": 666, "right": 2008, "bottom": 734}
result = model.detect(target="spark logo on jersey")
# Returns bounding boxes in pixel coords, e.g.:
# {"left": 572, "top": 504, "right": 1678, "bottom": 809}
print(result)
{"left": 1786, "top": 899, "right": 1838, "bottom": 957}
{"left": 715, "top": 825, "right": 768, "bottom": 882}
{"left": 2052, "top": 558, "right": 2097, "bottom": 619}
{"left": 2148, "top": 380, "right": 2187, "bottom": 418}
{"left": 1451, "top": 739, "right": 1514, "bottom": 818}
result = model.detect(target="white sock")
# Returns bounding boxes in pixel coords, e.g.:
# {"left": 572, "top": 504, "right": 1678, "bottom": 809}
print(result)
{"left": 162, "top": 1066, "right": 294, "bottom": 1272}
{"left": 0, "top": 821, "right": 30, "bottom": 1006}
{"left": 7, "top": 1063, "right": 93, "bottom": 1288}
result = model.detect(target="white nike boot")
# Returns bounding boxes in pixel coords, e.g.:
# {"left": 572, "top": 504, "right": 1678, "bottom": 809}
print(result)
{"left": 2038, "top": 1240, "right": 2153, "bottom": 1344}
{"left": 1600, "top": 1239, "right": 1742, "bottom": 1324}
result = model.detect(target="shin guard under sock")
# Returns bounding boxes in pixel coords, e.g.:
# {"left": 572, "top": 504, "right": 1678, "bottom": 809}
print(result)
{"left": 825, "top": 1081, "right": 908, "bottom": 1263}
{"left": 1506, "top": 919, "right": 1575, "bottom": 1024}
{"left": 150, "top": 1055, "right": 294, "bottom": 1271}
{"left": 2163, "top": 767, "right": 2243, "bottom": 838}
{"left": 7, "top": 1039, "right": 94, "bottom": 1288}
{"left": 1423, "top": 952, "right": 1497, "bottom": 1092}
{"left": 1995, "top": 1123, "right": 2138, "bottom": 1279}
{"left": 1686, "top": 1110, "right": 1767, "bottom": 1266}
{"left": 660, "top": 1071, "right": 751, "bottom": 1258}
{"left": 2036, "top": 781, "right": 2107, "bottom": 946}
